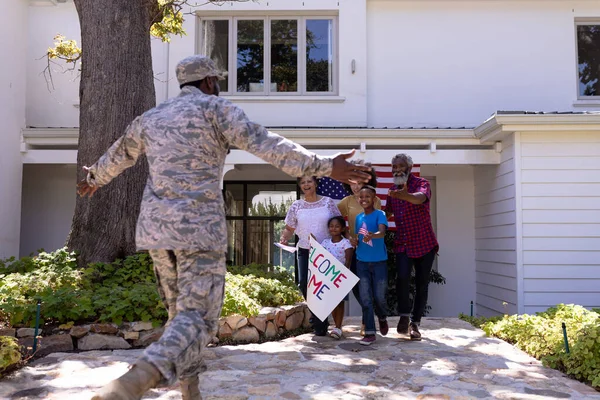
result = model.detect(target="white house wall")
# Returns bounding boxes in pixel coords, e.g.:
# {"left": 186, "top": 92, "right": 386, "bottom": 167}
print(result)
{"left": 0, "top": 0, "right": 28, "bottom": 259}
{"left": 520, "top": 131, "right": 600, "bottom": 313}
{"left": 26, "top": 3, "right": 172, "bottom": 129}
{"left": 20, "top": 165, "right": 76, "bottom": 257}
{"left": 367, "top": 1, "right": 600, "bottom": 128}
{"left": 421, "top": 165, "right": 476, "bottom": 318}
{"left": 27, "top": 2, "right": 80, "bottom": 128}
{"left": 474, "top": 136, "right": 518, "bottom": 316}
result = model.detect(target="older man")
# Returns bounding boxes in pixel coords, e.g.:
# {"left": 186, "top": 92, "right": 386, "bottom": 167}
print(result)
{"left": 80, "top": 55, "right": 371, "bottom": 400}
{"left": 385, "top": 154, "right": 438, "bottom": 340}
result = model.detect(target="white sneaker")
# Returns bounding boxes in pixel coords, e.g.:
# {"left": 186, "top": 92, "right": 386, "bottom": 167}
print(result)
{"left": 329, "top": 327, "right": 343, "bottom": 340}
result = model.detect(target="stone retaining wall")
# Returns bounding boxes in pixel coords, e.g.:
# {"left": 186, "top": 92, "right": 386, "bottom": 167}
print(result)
{"left": 0, "top": 304, "right": 310, "bottom": 358}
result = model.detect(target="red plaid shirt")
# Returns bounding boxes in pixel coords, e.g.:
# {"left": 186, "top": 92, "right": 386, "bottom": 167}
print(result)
{"left": 385, "top": 174, "right": 439, "bottom": 258}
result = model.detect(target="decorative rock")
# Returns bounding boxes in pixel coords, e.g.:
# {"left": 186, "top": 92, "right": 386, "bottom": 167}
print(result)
{"left": 225, "top": 315, "right": 247, "bottom": 330}
{"left": 133, "top": 328, "right": 164, "bottom": 347}
{"left": 265, "top": 321, "right": 277, "bottom": 338}
{"left": 211, "top": 336, "right": 219, "bottom": 345}
{"left": 284, "top": 310, "right": 304, "bottom": 331}
{"left": 69, "top": 325, "right": 90, "bottom": 339}
{"left": 218, "top": 323, "right": 233, "bottom": 339}
{"left": 123, "top": 331, "right": 139, "bottom": 340}
{"left": 248, "top": 316, "right": 267, "bottom": 334}
{"left": 232, "top": 326, "right": 259, "bottom": 343}
{"left": 36, "top": 334, "right": 74, "bottom": 357}
{"left": 78, "top": 333, "right": 131, "bottom": 351}
{"left": 302, "top": 307, "right": 311, "bottom": 328}
{"left": 89, "top": 323, "right": 118, "bottom": 334}
{"left": 0, "top": 328, "right": 16, "bottom": 337}
{"left": 275, "top": 310, "right": 287, "bottom": 328}
{"left": 17, "top": 328, "right": 36, "bottom": 338}
{"left": 284, "top": 304, "right": 304, "bottom": 316}
{"left": 129, "top": 321, "right": 154, "bottom": 332}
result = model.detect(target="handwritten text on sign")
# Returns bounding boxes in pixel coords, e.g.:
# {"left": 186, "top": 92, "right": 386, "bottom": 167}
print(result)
{"left": 306, "top": 236, "right": 359, "bottom": 321}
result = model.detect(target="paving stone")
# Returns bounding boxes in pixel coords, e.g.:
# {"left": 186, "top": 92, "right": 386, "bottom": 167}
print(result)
{"left": 523, "top": 387, "right": 572, "bottom": 398}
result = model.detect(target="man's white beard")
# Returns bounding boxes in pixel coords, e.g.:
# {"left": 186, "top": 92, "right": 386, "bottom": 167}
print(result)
{"left": 393, "top": 173, "right": 408, "bottom": 186}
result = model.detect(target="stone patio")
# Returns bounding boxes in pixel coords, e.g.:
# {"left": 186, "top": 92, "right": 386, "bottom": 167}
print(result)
{"left": 1, "top": 317, "right": 598, "bottom": 399}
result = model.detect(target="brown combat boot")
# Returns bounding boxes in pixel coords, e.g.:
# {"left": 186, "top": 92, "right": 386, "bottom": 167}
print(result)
{"left": 91, "top": 361, "right": 162, "bottom": 400}
{"left": 180, "top": 376, "right": 202, "bottom": 400}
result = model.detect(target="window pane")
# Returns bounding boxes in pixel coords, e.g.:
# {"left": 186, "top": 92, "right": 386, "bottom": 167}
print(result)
{"left": 226, "top": 219, "right": 243, "bottom": 266}
{"left": 224, "top": 184, "right": 243, "bottom": 217}
{"left": 272, "top": 222, "right": 296, "bottom": 273}
{"left": 271, "top": 19, "right": 298, "bottom": 92}
{"left": 306, "top": 19, "right": 333, "bottom": 92}
{"left": 237, "top": 20, "right": 264, "bottom": 93}
{"left": 201, "top": 20, "right": 229, "bottom": 92}
{"left": 577, "top": 25, "right": 600, "bottom": 97}
{"left": 247, "top": 183, "right": 296, "bottom": 217}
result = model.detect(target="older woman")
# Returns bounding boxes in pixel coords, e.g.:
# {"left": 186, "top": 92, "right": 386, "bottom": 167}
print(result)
{"left": 337, "top": 164, "right": 379, "bottom": 335}
{"left": 280, "top": 175, "right": 341, "bottom": 335}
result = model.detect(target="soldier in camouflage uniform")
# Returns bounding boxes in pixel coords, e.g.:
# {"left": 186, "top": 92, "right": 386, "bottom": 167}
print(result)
{"left": 78, "top": 55, "right": 371, "bottom": 400}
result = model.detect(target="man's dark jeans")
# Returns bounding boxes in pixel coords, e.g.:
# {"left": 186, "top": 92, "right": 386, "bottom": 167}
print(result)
{"left": 298, "top": 247, "right": 328, "bottom": 334}
{"left": 395, "top": 249, "right": 436, "bottom": 324}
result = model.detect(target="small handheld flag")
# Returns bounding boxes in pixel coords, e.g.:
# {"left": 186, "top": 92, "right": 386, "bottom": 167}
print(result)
{"left": 358, "top": 222, "right": 373, "bottom": 246}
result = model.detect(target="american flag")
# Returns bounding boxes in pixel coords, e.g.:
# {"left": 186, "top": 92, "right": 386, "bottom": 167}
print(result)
{"left": 316, "top": 177, "right": 349, "bottom": 203}
{"left": 358, "top": 221, "right": 373, "bottom": 246}
{"left": 317, "top": 164, "right": 421, "bottom": 231}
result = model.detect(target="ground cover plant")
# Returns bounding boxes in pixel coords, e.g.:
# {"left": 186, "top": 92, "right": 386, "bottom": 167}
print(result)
{"left": 462, "top": 304, "right": 600, "bottom": 390}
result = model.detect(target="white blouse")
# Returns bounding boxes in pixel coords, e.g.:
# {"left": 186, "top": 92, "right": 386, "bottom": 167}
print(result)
{"left": 284, "top": 196, "right": 341, "bottom": 249}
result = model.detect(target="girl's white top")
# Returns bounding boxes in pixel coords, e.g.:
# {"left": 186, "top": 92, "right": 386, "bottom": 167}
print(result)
{"left": 321, "top": 237, "right": 353, "bottom": 264}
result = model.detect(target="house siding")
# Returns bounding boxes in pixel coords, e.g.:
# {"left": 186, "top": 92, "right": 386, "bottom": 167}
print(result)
{"left": 520, "top": 131, "right": 600, "bottom": 314}
{"left": 0, "top": 0, "right": 27, "bottom": 259}
{"left": 474, "top": 135, "right": 518, "bottom": 316}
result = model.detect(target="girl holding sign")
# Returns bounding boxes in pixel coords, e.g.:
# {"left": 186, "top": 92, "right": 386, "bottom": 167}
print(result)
{"left": 320, "top": 216, "right": 354, "bottom": 339}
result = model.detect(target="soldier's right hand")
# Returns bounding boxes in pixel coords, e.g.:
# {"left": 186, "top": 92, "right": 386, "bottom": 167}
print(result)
{"left": 330, "top": 150, "right": 372, "bottom": 184}
{"left": 76, "top": 166, "right": 99, "bottom": 197}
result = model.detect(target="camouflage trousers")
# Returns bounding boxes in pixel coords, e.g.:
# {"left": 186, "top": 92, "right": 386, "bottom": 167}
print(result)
{"left": 141, "top": 249, "right": 225, "bottom": 386}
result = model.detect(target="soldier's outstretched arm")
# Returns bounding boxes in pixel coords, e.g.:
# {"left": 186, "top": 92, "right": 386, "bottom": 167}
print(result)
{"left": 77, "top": 117, "right": 145, "bottom": 197}
{"left": 215, "top": 101, "right": 370, "bottom": 183}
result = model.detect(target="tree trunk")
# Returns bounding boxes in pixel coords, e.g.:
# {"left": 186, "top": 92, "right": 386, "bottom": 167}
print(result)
{"left": 67, "top": 0, "right": 156, "bottom": 266}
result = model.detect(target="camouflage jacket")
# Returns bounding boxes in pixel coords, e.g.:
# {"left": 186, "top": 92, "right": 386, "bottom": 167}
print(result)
{"left": 87, "top": 86, "right": 333, "bottom": 251}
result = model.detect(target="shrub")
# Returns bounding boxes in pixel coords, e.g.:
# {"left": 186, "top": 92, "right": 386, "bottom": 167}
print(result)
{"left": 0, "top": 250, "right": 302, "bottom": 326}
{"left": 458, "top": 313, "right": 503, "bottom": 328}
{"left": 0, "top": 336, "right": 21, "bottom": 376}
{"left": 482, "top": 304, "right": 600, "bottom": 389}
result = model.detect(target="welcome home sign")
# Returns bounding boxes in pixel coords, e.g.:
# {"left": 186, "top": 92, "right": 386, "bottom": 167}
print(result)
{"left": 307, "top": 236, "right": 360, "bottom": 321}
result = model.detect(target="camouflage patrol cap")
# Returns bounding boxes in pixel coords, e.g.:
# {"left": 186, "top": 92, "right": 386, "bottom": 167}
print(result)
{"left": 176, "top": 55, "right": 227, "bottom": 85}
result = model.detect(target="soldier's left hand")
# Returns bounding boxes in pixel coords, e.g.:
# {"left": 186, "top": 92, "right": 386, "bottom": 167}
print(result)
{"left": 330, "top": 150, "right": 372, "bottom": 184}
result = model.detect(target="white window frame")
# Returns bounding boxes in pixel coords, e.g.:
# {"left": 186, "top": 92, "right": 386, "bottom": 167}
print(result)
{"left": 197, "top": 13, "right": 339, "bottom": 97}
{"left": 575, "top": 19, "right": 600, "bottom": 99}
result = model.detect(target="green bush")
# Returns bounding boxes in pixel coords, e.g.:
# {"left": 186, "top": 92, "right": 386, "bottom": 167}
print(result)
{"left": 482, "top": 304, "right": 600, "bottom": 389}
{"left": 458, "top": 313, "right": 503, "bottom": 328}
{"left": 0, "top": 336, "right": 21, "bottom": 376}
{"left": 0, "top": 250, "right": 302, "bottom": 327}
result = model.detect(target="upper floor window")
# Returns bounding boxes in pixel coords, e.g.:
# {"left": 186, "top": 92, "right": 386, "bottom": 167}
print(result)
{"left": 576, "top": 22, "right": 600, "bottom": 97}
{"left": 198, "top": 15, "right": 337, "bottom": 96}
